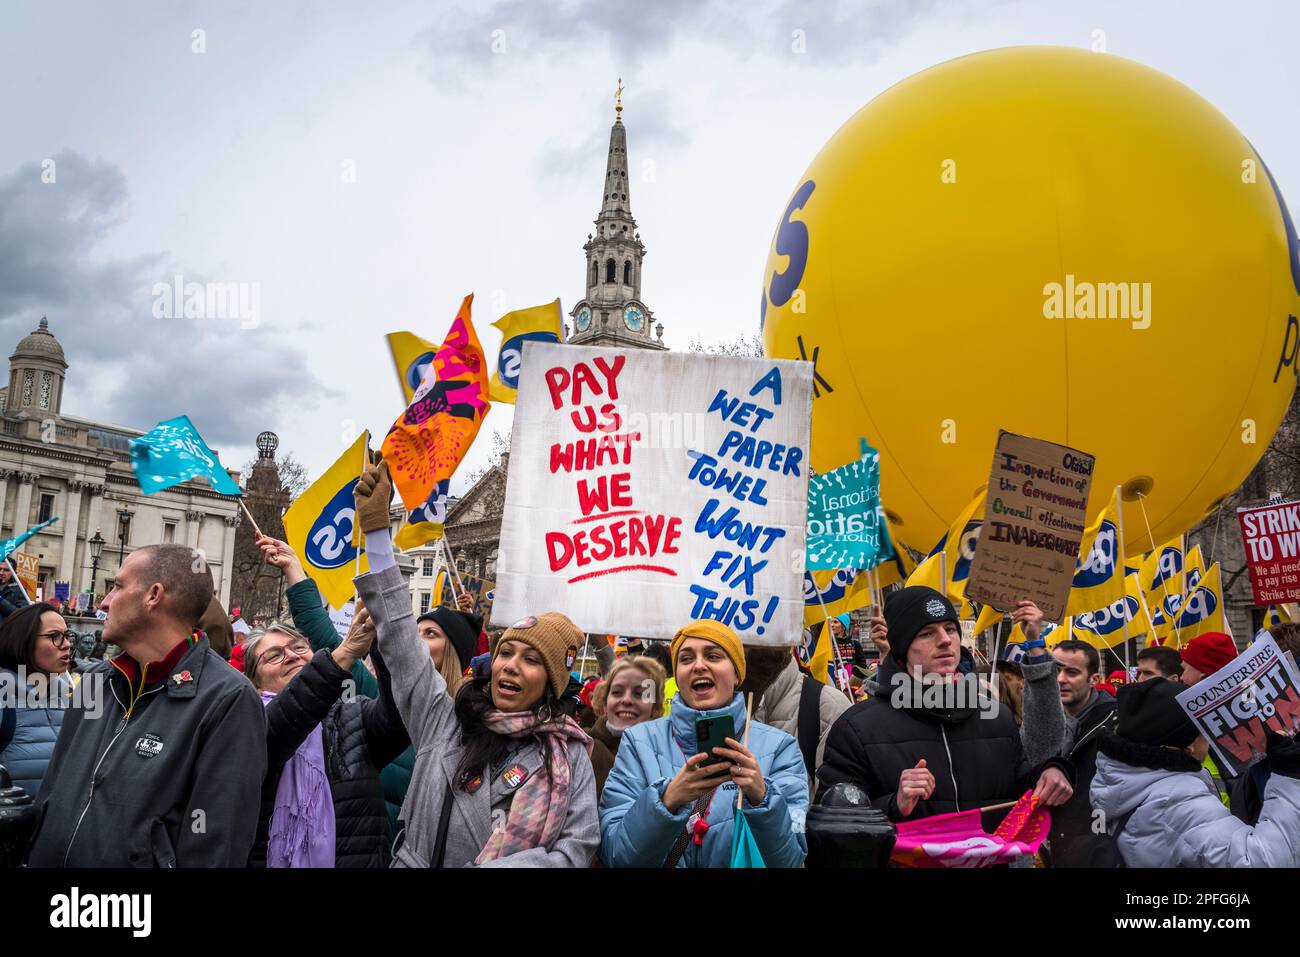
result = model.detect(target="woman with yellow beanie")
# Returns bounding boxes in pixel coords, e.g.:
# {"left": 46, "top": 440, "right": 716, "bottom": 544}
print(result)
{"left": 598, "top": 619, "right": 809, "bottom": 867}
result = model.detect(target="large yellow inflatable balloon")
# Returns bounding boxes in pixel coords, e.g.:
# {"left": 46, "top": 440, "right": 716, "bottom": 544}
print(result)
{"left": 762, "top": 46, "right": 1300, "bottom": 552}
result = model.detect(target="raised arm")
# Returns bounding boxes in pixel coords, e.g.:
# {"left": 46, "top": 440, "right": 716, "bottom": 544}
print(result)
{"left": 351, "top": 455, "right": 457, "bottom": 752}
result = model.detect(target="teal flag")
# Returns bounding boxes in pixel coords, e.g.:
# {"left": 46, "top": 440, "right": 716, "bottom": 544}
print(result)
{"left": 0, "top": 517, "right": 58, "bottom": 561}
{"left": 130, "top": 415, "right": 242, "bottom": 496}
{"left": 729, "top": 809, "right": 766, "bottom": 868}
{"left": 806, "top": 438, "right": 890, "bottom": 570}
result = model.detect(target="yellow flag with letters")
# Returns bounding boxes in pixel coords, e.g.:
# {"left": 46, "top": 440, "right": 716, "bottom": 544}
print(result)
{"left": 386, "top": 331, "right": 439, "bottom": 405}
{"left": 1071, "top": 573, "right": 1154, "bottom": 650}
{"left": 1170, "top": 561, "right": 1227, "bottom": 647}
{"left": 1066, "top": 488, "right": 1126, "bottom": 616}
{"left": 489, "top": 299, "right": 564, "bottom": 404}
{"left": 282, "top": 433, "right": 370, "bottom": 610}
{"left": 906, "top": 488, "right": 987, "bottom": 617}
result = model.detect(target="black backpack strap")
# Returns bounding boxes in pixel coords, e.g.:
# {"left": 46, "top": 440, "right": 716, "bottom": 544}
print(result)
{"left": 431, "top": 783, "right": 454, "bottom": 868}
{"left": 797, "top": 676, "right": 822, "bottom": 780}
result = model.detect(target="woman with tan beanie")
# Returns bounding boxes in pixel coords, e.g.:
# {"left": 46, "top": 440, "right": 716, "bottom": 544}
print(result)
{"left": 351, "top": 456, "right": 599, "bottom": 867}
{"left": 598, "top": 620, "right": 809, "bottom": 867}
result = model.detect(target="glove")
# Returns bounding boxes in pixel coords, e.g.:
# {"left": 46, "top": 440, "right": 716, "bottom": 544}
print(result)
{"left": 354, "top": 453, "right": 395, "bottom": 533}
{"left": 1264, "top": 729, "right": 1300, "bottom": 779}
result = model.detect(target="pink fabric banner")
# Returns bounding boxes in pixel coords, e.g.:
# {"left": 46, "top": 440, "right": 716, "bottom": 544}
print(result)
{"left": 890, "top": 791, "right": 1049, "bottom": 868}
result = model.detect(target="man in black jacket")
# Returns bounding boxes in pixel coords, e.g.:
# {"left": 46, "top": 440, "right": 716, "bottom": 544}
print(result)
{"left": 28, "top": 544, "right": 266, "bottom": 867}
{"left": 1047, "top": 639, "right": 1117, "bottom": 866}
{"left": 0, "top": 560, "right": 30, "bottom": 619}
{"left": 817, "top": 586, "right": 1074, "bottom": 824}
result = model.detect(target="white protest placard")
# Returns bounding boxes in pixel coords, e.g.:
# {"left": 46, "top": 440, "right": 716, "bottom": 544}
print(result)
{"left": 1176, "top": 633, "right": 1300, "bottom": 776}
{"left": 329, "top": 601, "right": 355, "bottom": 643}
{"left": 493, "top": 343, "right": 812, "bottom": 644}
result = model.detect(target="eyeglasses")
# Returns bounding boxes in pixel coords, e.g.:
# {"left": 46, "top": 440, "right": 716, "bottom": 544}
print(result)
{"left": 257, "top": 639, "right": 312, "bottom": 668}
{"left": 40, "top": 630, "right": 77, "bottom": 649}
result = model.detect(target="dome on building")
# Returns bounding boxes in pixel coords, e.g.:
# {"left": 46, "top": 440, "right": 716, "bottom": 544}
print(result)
{"left": 11, "top": 317, "right": 68, "bottom": 368}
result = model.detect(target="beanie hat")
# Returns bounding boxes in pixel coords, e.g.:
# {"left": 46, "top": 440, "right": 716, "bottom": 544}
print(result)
{"left": 1115, "top": 678, "right": 1199, "bottom": 749}
{"left": 834, "top": 613, "right": 852, "bottom": 632}
{"left": 669, "top": 620, "right": 747, "bottom": 685}
{"left": 1180, "top": 631, "right": 1237, "bottom": 678}
{"left": 883, "top": 586, "right": 959, "bottom": 664}
{"left": 497, "top": 612, "right": 584, "bottom": 699}
{"left": 423, "top": 607, "right": 478, "bottom": 672}
{"left": 229, "top": 642, "right": 246, "bottom": 674}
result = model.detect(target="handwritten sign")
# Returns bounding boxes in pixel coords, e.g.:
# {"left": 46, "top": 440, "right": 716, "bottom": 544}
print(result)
{"left": 437, "top": 571, "right": 496, "bottom": 621}
{"left": 1238, "top": 500, "right": 1300, "bottom": 606}
{"left": 964, "top": 431, "right": 1095, "bottom": 623}
{"left": 493, "top": 343, "right": 812, "bottom": 644}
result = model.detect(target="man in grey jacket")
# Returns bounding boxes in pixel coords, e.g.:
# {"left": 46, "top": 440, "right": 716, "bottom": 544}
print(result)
{"left": 28, "top": 545, "right": 266, "bottom": 867}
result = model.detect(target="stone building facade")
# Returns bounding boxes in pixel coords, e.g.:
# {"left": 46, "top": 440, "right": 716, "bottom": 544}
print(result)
{"left": 0, "top": 318, "right": 239, "bottom": 605}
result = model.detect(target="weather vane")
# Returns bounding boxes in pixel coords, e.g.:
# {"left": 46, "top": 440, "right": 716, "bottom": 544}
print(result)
{"left": 615, "top": 77, "right": 623, "bottom": 119}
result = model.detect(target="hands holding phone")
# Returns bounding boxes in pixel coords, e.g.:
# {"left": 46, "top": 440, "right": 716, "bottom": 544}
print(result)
{"left": 662, "top": 738, "right": 766, "bottom": 812}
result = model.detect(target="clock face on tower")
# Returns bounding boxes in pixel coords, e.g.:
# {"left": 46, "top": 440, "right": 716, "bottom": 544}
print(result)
{"left": 575, "top": 305, "right": 592, "bottom": 333}
{"left": 623, "top": 303, "right": 646, "bottom": 332}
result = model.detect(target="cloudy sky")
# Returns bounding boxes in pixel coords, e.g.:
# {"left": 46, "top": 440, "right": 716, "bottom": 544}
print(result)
{"left": 2, "top": 0, "right": 1296, "bottom": 492}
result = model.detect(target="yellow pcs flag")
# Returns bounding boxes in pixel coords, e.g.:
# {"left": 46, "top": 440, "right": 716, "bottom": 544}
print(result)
{"left": 282, "top": 433, "right": 370, "bottom": 610}
{"left": 1066, "top": 488, "right": 1125, "bottom": 616}
{"left": 1170, "top": 561, "right": 1228, "bottom": 647}
{"left": 906, "top": 488, "right": 987, "bottom": 616}
{"left": 1183, "top": 544, "right": 1206, "bottom": 594}
{"left": 489, "top": 299, "right": 564, "bottom": 404}
{"left": 1071, "top": 573, "right": 1153, "bottom": 650}
{"left": 386, "top": 331, "right": 439, "bottom": 405}
{"left": 1138, "top": 536, "right": 1185, "bottom": 606}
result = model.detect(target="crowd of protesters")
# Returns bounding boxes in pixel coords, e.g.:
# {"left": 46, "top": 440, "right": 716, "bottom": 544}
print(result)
{"left": 4, "top": 455, "right": 1300, "bottom": 869}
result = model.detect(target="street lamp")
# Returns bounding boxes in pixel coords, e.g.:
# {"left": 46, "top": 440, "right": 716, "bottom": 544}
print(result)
{"left": 88, "top": 529, "right": 105, "bottom": 610}
{"left": 117, "top": 510, "right": 133, "bottom": 568}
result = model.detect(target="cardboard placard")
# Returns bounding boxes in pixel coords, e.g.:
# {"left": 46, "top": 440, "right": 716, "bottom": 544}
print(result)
{"left": 437, "top": 571, "right": 495, "bottom": 622}
{"left": 493, "top": 343, "right": 812, "bottom": 643}
{"left": 11, "top": 551, "right": 39, "bottom": 600}
{"left": 1177, "top": 634, "right": 1300, "bottom": 776}
{"left": 1237, "top": 500, "right": 1300, "bottom": 607}
{"left": 964, "top": 431, "right": 1095, "bottom": 622}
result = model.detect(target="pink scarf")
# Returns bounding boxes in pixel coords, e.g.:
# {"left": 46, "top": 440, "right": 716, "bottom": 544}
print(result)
{"left": 474, "top": 710, "right": 592, "bottom": 864}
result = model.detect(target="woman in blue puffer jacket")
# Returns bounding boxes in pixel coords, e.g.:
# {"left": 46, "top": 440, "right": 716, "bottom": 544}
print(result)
{"left": 0, "top": 602, "right": 74, "bottom": 797}
{"left": 599, "top": 620, "right": 808, "bottom": 868}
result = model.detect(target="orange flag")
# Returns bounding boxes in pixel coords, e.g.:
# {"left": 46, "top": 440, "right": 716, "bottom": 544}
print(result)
{"left": 382, "top": 294, "right": 491, "bottom": 510}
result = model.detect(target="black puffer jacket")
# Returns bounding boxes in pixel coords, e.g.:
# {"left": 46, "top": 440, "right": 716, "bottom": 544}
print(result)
{"left": 1048, "top": 689, "right": 1118, "bottom": 867}
{"left": 817, "top": 663, "right": 1073, "bottom": 824}
{"left": 250, "top": 647, "right": 409, "bottom": 868}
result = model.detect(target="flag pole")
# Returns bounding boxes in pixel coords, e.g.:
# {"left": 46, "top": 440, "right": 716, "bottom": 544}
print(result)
{"left": 940, "top": 551, "right": 948, "bottom": 595}
{"left": 4, "top": 556, "right": 32, "bottom": 606}
{"left": 238, "top": 498, "right": 263, "bottom": 538}
{"left": 813, "top": 582, "right": 851, "bottom": 699}
{"left": 441, "top": 533, "right": 470, "bottom": 601}
{"left": 1114, "top": 485, "right": 1131, "bottom": 674}
{"left": 354, "top": 430, "right": 370, "bottom": 578}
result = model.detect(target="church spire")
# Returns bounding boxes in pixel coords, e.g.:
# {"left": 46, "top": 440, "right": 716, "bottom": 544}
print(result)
{"left": 568, "top": 82, "right": 666, "bottom": 351}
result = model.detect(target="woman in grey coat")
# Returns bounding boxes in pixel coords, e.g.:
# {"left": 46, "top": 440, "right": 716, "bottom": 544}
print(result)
{"left": 353, "top": 457, "right": 598, "bottom": 868}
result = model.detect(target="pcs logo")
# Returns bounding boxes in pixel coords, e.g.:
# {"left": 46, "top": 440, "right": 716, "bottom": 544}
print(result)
{"left": 405, "top": 351, "right": 436, "bottom": 393}
{"left": 761, "top": 179, "right": 816, "bottom": 331}
{"left": 498, "top": 332, "right": 560, "bottom": 390}
{"left": 306, "top": 480, "right": 362, "bottom": 570}
{"left": 1075, "top": 596, "right": 1138, "bottom": 637}
{"left": 1073, "top": 523, "right": 1117, "bottom": 587}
